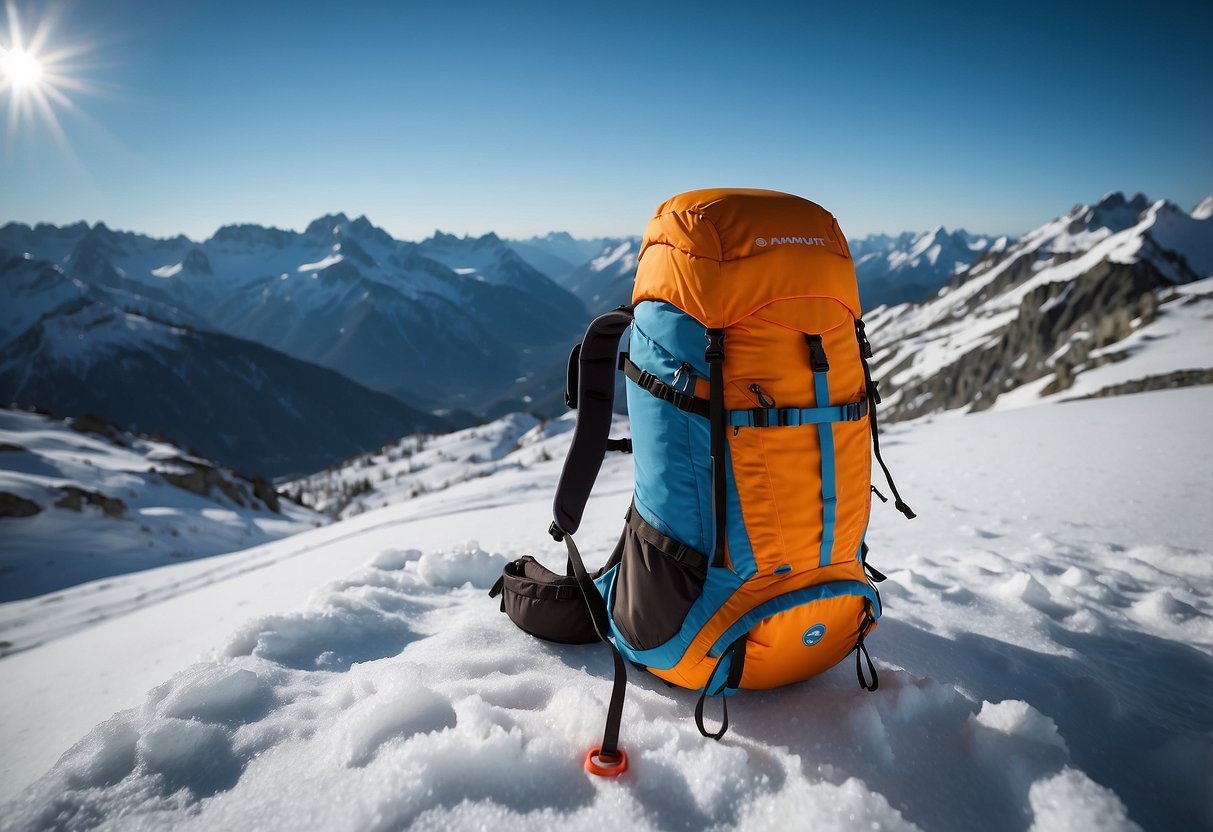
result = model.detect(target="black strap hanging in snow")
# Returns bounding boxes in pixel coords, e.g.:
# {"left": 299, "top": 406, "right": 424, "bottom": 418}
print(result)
{"left": 855, "top": 320, "right": 915, "bottom": 520}
{"left": 561, "top": 531, "right": 629, "bottom": 766}
{"left": 854, "top": 600, "right": 880, "bottom": 691}
{"left": 695, "top": 635, "right": 747, "bottom": 740}
{"left": 705, "top": 328, "right": 727, "bottom": 568}
{"left": 551, "top": 306, "right": 634, "bottom": 539}
{"left": 855, "top": 637, "right": 879, "bottom": 691}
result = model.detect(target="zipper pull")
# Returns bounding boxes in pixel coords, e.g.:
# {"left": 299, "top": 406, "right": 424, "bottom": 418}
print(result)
{"left": 748, "top": 383, "right": 776, "bottom": 408}
{"left": 672, "top": 361, "right": 693, "bottom": 391}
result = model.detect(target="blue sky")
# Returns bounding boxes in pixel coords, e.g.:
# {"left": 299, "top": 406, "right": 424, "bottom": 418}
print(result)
{"left": 2, "top": 0, "right": 1211, "bottom": 241}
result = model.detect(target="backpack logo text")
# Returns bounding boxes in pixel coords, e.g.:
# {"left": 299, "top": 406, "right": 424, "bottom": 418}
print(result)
{"left": 755, "top": 236, "right": 826, "bottom": 248}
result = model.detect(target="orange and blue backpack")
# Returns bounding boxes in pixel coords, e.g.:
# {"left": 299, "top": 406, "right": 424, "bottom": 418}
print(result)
{"left": 490, "top": 188, "right": 914, "bottom": 776}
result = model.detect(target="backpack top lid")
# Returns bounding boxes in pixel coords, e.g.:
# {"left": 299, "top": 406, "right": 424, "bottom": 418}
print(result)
{"left": 634, "top": 188, "right": 860, "bottom": 328}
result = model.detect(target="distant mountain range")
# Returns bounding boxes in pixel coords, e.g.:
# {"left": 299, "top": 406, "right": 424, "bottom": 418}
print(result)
{"left": 0, "top": 216, "right": 592, "bottom": 474}
{"left": 850, "top": 228, "right": 1011, "bottom": 308}
{"left": 2, "top": 192, "right": 1209, "bottom": 478}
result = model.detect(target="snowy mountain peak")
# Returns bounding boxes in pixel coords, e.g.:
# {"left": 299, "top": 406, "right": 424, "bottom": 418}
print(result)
{"left": 536, "top": 231, "right": 576, "bottom": 244}
{"left": 304, "top": 213, "right": 352, "bottom": 237}
{"left": 182, "top": 248, "right": 213, "bottom": 275}
{"left": 1191, "top": 195, "right": 1213, "bottom": 220}
{"left": 207, "top": 223, "right": 294, "bottom": 249}
{"left": 1071, "top": 192, "right": 1151, "bottom": 236}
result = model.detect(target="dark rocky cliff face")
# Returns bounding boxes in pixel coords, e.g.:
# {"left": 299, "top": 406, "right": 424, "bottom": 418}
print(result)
{"left": 876, "top": 260, "right": 1172, "bottom": 421}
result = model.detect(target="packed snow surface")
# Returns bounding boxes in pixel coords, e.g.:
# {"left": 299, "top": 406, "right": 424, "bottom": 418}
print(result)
{"left": 0, "top": 409, "right": 320, "bottom": 606}
{"left": 1, "top": 389, "right": 1211, "bottom": 831}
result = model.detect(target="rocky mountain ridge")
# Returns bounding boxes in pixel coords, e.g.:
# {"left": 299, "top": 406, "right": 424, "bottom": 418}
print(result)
{"left": 864, "top": 192, "right": 1213, "bottom": 420}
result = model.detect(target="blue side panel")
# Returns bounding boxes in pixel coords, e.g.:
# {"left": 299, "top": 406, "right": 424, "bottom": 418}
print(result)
{"left": 609, "top": 300, "right": 759, "bottom": 672}
{"left": 725, "top": 456, "right": 756, "bottom": 579}
{"left": 593, "top": 564, "right": 617, "bottom": 603}
{"left": 628, "top": 302, "right": 713, "bottom": 553}
{"left": 813, "top": 371, "right": 837, "bottom": 568}
{"left": 633, "top": 301, "right": 712, "bottom": 377}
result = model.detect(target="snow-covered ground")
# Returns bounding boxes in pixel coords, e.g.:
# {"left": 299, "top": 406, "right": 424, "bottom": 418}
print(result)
{"left": 1, "top": 389, "right": 1211, "bottom": 830}
{"left": 0, "top": 408, "right": 321, "bottom": 607}
{"left": 287, "top": 412, "right": 563, "bottom": 520}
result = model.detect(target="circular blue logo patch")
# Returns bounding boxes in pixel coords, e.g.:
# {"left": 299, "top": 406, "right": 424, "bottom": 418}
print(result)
{"left": 802, "top": 624, "right": 827, "bottom": 647}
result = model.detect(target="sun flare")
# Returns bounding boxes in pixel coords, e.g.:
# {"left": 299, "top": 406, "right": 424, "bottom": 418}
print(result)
{"left": 1, "top": 46, "right": 43, "bottom": 89}
{"left": 0, "top": 0, "right": 100, "bottom": 151}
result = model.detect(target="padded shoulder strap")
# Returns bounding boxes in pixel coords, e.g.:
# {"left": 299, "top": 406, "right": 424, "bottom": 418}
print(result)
{"left": 551, "top": 305, "right": 634, "bottom": 537}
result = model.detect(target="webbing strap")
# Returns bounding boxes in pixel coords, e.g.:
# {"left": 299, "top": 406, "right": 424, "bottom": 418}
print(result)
{"left": 705, "top": 329, "right": 727, "bottom": 569}
{"left": 854, "top": 601, "right": 880, "bottom": 691}
{"left": 807, "top": 335, "right": 838, "bottom": 569}
{"left": 694, "top": 635, "right": 747, "bottom": 740}
{"left": 728, "top": 398, "right": 868, "bottom": 428}
{"left": 551, "top": 306, "right": 634, "bottom": 537}
{"left": 855, "top": 320, "right": 916, "bottom": 520}
{"left": 620, "top": 354, "right": 709, "bottom": 418}
{"left": 814, "top": 383, "right": 838, "bottom": 567}
{"left": 561, "top": 532, "right": 629, "bottom": 758}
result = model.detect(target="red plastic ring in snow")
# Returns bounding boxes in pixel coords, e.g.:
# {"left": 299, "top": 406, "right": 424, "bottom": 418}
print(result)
{"left": 584, "top": 747, "right": 629, "bottom": 777}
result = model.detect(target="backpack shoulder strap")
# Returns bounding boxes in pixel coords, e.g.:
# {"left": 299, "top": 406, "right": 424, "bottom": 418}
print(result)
{"left": 550, "top": 304, "right": 634, "bottom": 539}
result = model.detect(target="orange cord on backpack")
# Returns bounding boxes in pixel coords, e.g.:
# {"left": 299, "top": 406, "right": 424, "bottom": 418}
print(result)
{"left": 584, "top": 746, "right": 628, "bottom": 777}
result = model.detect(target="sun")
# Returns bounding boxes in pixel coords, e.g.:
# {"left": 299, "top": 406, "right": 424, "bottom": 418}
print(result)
{"left": 0, "top": 0, "right": 104, "bottom": 151}
{"left": 1, "top": 46, "right": 43, "bottom": 89}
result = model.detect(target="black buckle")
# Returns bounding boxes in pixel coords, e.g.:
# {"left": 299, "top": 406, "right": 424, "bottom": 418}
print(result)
{"left": 778, "top": 409, "right": 792, "bottom": 427}
{"left": 548, "top": 522, "right": 565, "bottom": 542}
{"left": 805, "top": 334, "right": 830, "bottom": 373}
{"left": 856, "top": 320, "right": 874, "bottom": 359}
{"left": 704, "top": 329, "right": 725, "bottom": 363}
{"left": 752, "top": 409, "right": 768, "bottom": 428}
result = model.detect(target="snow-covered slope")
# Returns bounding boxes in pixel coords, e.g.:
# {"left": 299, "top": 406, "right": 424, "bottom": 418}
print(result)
{"left": 2, "top": 388, "right": 1210, "bottom": 830}
{"left": 561, "top": 238, "right": 641, "bottom": 315}
{"left": 0, "top": 407, "right": 321, "bottom": 606}
{"left": 286, "top": 412, "right": 574, "bottom": 520}
{"left": 506, "top": 232, "right": 632, "bottom": 286}
{"left": 865, "top": 192, "right": 1213, "bottom": 420}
